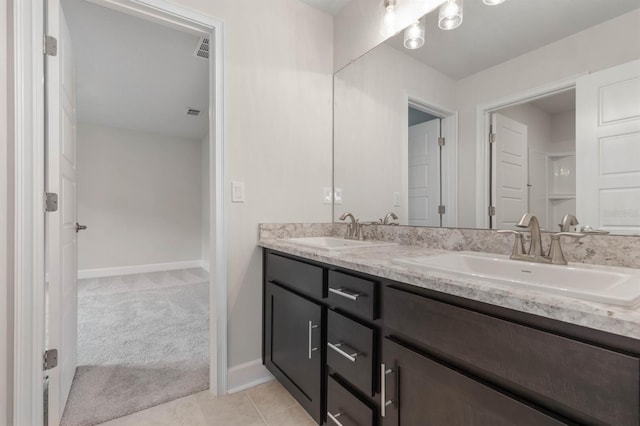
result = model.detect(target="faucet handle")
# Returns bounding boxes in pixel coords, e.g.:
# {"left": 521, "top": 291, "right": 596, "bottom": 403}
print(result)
{"left": 498, "top": 229, "right": 525, "bottom": 257}
{"left": 548, "top": 232, "right": 585, "bottom": 265}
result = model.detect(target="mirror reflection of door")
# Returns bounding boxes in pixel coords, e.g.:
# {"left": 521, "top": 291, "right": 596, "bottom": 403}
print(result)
{"left": 408, "top": 107, "right": 440, "bottom": 226}
{"left": 491, "top": 113, "right": 529, "bottom": 230}
{"left": 577, "top": 59, "right": 640, "bottom": 235}
{"left": 490, "top": 90, "right": 577, "bottom": 231}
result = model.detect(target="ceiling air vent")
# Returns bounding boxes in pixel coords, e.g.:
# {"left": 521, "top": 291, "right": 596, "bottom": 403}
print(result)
{"left": 194, "top": 36, "right": 210, "bottom": 59}
{"left": 186, "top": 108, "right": 201, "bottom": 117}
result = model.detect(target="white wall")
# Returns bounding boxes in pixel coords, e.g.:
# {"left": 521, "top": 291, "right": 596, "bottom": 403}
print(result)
{"left": 201, "top": 133, "right": 210, "bottom": 270}
{"left": 176, "top": 0, "right": 334, "bottom": 369}
{"left": 334, "top": 43, "right": 456, "bottom": 224}
{"left": 334, "top": 0, "right": 444, "bottom": 71}
{"left": 77, "top": 123, "right": 203, "bottom": 270}
{"left": 1, "top": 0, "right": 10, "bottom": 422}
{"left": 456, "top": 9, "right": 640, "bottom": 227}
{"left": 498, "top": 103, "right": 552, "bottom": 154}
{"left": 550, "top": 109, "right": 576, "bottom": 153}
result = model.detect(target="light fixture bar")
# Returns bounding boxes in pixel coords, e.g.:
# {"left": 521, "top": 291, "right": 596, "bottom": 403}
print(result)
{"left": 438, "top": 0, "right": 463, "bottom": 31}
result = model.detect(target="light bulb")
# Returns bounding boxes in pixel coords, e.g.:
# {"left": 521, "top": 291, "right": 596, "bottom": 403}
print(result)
{"left": 438, "top": 0, "right": 463, "bottom": 30}
{"left": 403, "top": 19, "right": 425, "bottom": 50}
{"left": 384, "top": 0, "right": 397, "bottom": 12}
{"left": 483, "top": 0, "right": 506, "bottom": 5}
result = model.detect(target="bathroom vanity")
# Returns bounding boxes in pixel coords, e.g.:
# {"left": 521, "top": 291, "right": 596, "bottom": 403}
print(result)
{"left": 261, "top": 240, "right": 640, "bottom": 426}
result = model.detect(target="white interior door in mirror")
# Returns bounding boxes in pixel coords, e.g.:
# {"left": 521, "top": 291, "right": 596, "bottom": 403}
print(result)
{"left": 46, "top": 2, "right": 78, "bottom": 423}
{"left": 408, "top": 119, "right": 440, "bottom": 226}
{"left": 577, "top": 59, "right": 640, "bottom": 235}
{"left": 491, "top": 113, "right": 528, "bottom": 230}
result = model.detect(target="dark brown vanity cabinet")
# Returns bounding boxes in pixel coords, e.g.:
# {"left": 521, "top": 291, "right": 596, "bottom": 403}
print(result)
{"left": 263, "top": 251, "right": 325, "bottom": 423}
{"left": 263, "top": 249, "right": 640, "bottom": 426}
{"left": 383, "top": 284, "right": 640, "bottom": 426}
{"left": 381, "top": 338, "right": 568, "bottom": 426}
{"left": 263, "top": 250, "right": 380, "bottom": 425}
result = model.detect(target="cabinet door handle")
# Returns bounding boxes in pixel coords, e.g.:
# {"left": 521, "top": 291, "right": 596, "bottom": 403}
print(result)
{"left": 308, "top": 321, "right": 319, "bottom": 359}
{"left": 381, "top": 363, "right": 394, "bottom": 417}
{"left": 328, "top": 342, "right": 359, "bottom": 362}
{"left": 327, "top": 412, "right": 344, "bottom": 426}
{"left": 329, "top": 287, "right": 361, "bottom": 301}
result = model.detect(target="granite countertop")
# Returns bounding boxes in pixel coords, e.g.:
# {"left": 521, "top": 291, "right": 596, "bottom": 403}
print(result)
{"left": 258, "top": 238, "right": 640, "bottom": 340}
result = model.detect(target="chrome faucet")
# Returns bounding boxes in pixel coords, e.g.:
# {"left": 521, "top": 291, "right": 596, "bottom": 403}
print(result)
{"left": 339, "top": 212, "right": 360, "bottom": 239}
{"left": 500, "top": 213, "right": 585, "bottom": 265}
{"left": 382, "top": 212, "right": 398, "bottom": 225}
{"left": 559, "top": 214, "right": 578, "bottom": 232}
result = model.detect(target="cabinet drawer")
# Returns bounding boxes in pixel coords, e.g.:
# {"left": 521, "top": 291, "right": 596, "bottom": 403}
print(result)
{"left": 266, "top": 252, "right": 324, "bottom": 298}
{"left": 327, "top": 376, "right": 374, "bottom": 426}
{"left": 327, "top": 310, "right": 375, "bottom": 396}
{"left": 383, "top": 338, "right": 568, "bottom": 426}
{"left": 328, "top": 270, "right": 377, "bottom": 320}
{"left": 385, "top": 286, "right": 640, "bottom": 426}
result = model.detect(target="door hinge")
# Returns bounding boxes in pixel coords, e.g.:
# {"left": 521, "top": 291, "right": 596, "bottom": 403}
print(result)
{"left": 44, "top": 35, "right": 57, "bottom": 56}
{"left": 43, "top": 349, "right": 58, "bottom": 371}
{"left": 438, "top": 205, "right": 446, "bottom": 215}
{"left": 438, "top": 137, "right": 445, "bottom": 147}
{"left": 489, "top": 206, "right": 496, "bottom": 216}
{"left": 45, "top": 192, "right": 58, "bottom": 212}
{"left": 489, "top": 133, "right": 496, "bottom": 144}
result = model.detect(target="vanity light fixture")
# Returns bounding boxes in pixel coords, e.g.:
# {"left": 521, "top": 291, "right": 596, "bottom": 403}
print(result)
{"left": 483, "top": 0, "right": 506, "bottom": 5}
{"left": 438, "top": 0, "right": 463, "bottom": 30}
{"left": 383, "top": 0, "right": 398, "bottom": 36}
{"left": 384, "top": 0, "right": 397, "bottom": 12}
{"left": 403, "top": 18, "right": 425, "bottom": 50}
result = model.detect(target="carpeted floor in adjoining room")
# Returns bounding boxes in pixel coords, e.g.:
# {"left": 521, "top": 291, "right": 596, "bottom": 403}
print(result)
{"left": 61, "top": 268, "right": 210, "bottom": 426}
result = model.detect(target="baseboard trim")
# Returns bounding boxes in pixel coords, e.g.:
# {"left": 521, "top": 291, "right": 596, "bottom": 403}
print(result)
{"left": 227, "top": 359, "right": 274, "bottom": 394}
{"left": 78, "top": 260, "right": 205, "bottom": 279}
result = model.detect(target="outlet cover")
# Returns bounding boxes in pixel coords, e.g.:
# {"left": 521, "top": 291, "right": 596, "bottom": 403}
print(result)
{"left": 334, "top": 188, "right": 343, "bottom": 205}
{"left": 323, "top": 187, "right": 333, "bottom": 204}
{"left": 393, "top": 192, "right": 401, "bottom": 207}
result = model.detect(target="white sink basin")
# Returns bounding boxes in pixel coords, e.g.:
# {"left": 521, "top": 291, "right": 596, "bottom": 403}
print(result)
{"left": 392, "top": 252, "right": 640, "bottom": 307}
{"left": 286, "top": 237, "right": 397, "bottom": 252}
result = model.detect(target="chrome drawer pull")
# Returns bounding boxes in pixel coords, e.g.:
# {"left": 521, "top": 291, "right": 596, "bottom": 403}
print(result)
{"left": 327, "top": 412, "right": 343, "bottom": 426}
{"left": 308, "top": 321, "right": 319, "bottom": 359}
{"left": 328, "top": 342, "right": 359, "bottom": 362}
{"left": 381, "top": 363, "right": 394, "bottom": 417}
{"left": 329, "top": 287, "right": 361, "bottom": 301}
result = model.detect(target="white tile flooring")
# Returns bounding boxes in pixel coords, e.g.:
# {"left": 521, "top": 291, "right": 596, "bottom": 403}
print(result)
{"left": 98, "top": 380, "right": 316, "bottom": 426}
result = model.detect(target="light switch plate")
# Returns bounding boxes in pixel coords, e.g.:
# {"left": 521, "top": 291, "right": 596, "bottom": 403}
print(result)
{"left": 323, "top": 187, "right": 333, "bottom": 204}
{"left": 393, "top": 192, "right": 401, "bottom": 207}
{"left": 334, "top": 188, "right": 343, "bottom": 205}
{"left": 232, "top": 181, "right": 245, "bottom": 203}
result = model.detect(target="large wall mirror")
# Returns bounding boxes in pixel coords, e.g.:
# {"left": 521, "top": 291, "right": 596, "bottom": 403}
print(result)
{"left": 334, "top": 0, "right": 640, "bottom": 235}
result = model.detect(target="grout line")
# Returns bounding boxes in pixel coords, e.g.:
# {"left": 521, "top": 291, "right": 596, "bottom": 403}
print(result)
{"left": 246, "top": 391, "right": 270, "bottom": 425}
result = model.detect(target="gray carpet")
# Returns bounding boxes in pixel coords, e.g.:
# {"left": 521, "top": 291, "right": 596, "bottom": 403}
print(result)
{"left": 61, "top": 268, "right": 210, "bottom": 426}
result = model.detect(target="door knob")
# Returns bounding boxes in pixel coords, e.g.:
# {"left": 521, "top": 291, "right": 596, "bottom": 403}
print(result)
{"left": 76, "top": 223, "right": 87, "bottom": 233}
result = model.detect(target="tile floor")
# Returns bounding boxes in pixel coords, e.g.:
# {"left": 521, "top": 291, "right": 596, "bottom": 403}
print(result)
{"left": 99, "top": 380, "right": 316, "bottom": 426}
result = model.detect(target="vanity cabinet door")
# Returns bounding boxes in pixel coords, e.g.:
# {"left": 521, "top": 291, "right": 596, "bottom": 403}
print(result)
{"left": 381, "top": 338, "right": 569, "bottom": 426}
{"left": 264, "top": 282, "right": 323, "bottom": 424}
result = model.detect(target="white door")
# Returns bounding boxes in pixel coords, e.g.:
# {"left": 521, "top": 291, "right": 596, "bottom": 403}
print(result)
{"left": 46, "top": 1, "right": 78, "bottom": 424}
{"left": 528, "top": 149, "right": 548, "bottom": 229}
{"left": 491, "top": 113, "right": 528, "bottom": 229}
{"left": 576, "top": 59, "right": 640, "bottom": 235}
{"left": 408, "top": 119, "right": 440, "bottom": 226}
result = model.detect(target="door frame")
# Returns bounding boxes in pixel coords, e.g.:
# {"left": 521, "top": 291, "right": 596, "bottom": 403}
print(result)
{"left": 406, "top": 96, "right": 458, "bottom": 228}
{"left": 474, "top": 74, "right": 583, "bottom": 229}
{"left": 12, "top": 1, "right": 227, "bottom": 424}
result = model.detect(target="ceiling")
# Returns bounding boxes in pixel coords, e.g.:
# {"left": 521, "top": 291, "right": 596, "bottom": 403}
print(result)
{"left": 299, "top": 0, "right": 352, "bottom": 15}
{"left": 386, "top": 0, "right": 640, "bottom": 80}
{"left": 530, "top": 89, "right": 576, "bottom": 115}
{"left": 62, "top": 0, "right": 209, "bottom": 140}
